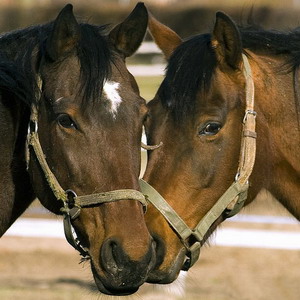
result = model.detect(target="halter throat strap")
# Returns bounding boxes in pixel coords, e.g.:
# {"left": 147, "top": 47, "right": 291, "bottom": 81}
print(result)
{"left": 140, "top": 53, "right": 257, "bottom": 270}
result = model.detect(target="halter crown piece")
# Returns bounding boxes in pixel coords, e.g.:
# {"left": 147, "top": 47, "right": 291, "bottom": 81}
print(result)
{"left": 26, "top": 76, "right": 147, "bottom": 257}
{"left": 140, "top": 53, "right": 257, "bottom": 270}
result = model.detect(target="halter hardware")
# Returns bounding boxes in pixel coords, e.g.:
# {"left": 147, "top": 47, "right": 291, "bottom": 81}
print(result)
{"left": 28, "top": 120, "right": 38, "bottom": 135}
{"left": 243, "top": 109, "right": 256, "bottom": 123}
{"left": 140, "top": 53, "right": 257, "bottom": 270}
{"left": 26, "top": 77, "right": 148, "bottom": 257}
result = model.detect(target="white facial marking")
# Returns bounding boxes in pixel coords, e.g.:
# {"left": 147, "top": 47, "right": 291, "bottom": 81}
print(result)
{"left": 103, "top": 81, "right": 122, "bottom": 117}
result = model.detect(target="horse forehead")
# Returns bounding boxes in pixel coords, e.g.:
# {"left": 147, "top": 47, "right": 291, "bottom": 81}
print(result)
{"left": 103, "top": 80, "right": 122, "bottom": 117}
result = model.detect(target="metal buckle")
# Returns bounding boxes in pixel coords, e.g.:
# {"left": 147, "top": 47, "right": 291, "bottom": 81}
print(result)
{"left": 181, "top": 241, "right": 201, "bottom": 271}
{"left": 63, "top": 190, "right": 87, "bottom": 257}
{"left": 63, "top": 214, "right": 89, "bottom": 258}
{"left": 243, "top": 109, "right": 256, "bottom": 124}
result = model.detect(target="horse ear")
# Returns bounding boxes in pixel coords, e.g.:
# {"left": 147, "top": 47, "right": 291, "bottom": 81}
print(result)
{"left": 148, "top": 12, "right": 182, "bottom": 60}
{"left": 46, "top": 4, "right": 80, "bottom": 61}
{"left": 109, "top": 2, "right": 148, "bottom": 58}
{"left": 212, "top": 12, "right": 242, "bottom": 69}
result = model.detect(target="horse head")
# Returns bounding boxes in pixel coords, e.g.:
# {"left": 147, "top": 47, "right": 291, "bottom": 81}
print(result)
{"left": 26, "top": 3, "right": 154, "bottom": 295}
{"left": 143, "top": 11, "right": 258, "bottom": 283}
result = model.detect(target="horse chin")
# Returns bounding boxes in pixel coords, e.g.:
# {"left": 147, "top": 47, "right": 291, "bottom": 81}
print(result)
{"left": 146, "top": 247, "right": 186, "bottom": 284}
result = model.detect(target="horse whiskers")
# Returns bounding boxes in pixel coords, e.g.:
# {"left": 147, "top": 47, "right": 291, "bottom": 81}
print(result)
{"left": 79, "top": 256, "right": 91, "bottom": 264}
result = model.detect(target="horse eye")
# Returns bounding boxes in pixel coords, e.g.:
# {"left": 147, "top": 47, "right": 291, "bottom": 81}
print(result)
{"left": 57, "top": 114, "right": 77, "bottom": 129}
{"left": 199, "top": 122, "right": 222, "bottom": 136}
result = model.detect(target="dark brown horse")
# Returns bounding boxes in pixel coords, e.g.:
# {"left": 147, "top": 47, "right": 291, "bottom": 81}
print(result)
{"left": 0, "top": 3, "right": 155, "bottom": 295}
{"left": 142, "top": 11, "right": 300, "bottom": 284}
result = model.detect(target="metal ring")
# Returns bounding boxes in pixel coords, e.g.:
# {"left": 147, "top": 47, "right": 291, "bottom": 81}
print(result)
{"left": 27, "top": 120, "right": 38, "bottom": 135}
{"left": 66, "top": 189, "right": 78, "bottom": 207}
{"left": 235, "top": 173, "right": 249, "bottom": 185}
{"left": 235, "top": 173, "right": 240, "bottom": 182}
{"left": 66, "top": 189, "right": 77, "bottom": 198}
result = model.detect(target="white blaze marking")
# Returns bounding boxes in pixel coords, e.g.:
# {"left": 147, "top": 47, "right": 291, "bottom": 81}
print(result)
{"left": 103, "top": 81, "right": 122, "bottom": 117}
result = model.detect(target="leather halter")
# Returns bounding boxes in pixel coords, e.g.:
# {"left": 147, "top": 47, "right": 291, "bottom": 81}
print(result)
{"left": 25, "top": 78, "right": 147, "bottom": 257}
{"left": 140, "top": 54, "right": 257, "bottom": 270}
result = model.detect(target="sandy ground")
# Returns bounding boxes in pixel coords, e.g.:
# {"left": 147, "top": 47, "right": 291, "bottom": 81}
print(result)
{"left": 0, "top": 235, "right": 299, "bottom": 300}
{"left": 0, "top": 193, "right": 299, "bottom": 300}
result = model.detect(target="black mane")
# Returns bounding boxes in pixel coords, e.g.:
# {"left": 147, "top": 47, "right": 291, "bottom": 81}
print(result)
{"left": 73, "top": 23, "right": 112, "bottom": 103}
{"left": 0, "top": 22, "right": 112, "bottom": 106}
{"left": 159, "top": 25, "right": 300, "bottom": 120}
{"left": 158, "top": 34, "right": 216, "bottom": 120}
{"left": 0, "top": 57, "right": 33, "bottom": 106}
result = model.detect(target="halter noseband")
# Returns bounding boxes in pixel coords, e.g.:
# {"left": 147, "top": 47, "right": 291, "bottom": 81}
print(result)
{"left": 140, "top": 53, "right": 257, "bottom": 270}
{"left": 25, "top": 78, "right": 147, "bottom": 257}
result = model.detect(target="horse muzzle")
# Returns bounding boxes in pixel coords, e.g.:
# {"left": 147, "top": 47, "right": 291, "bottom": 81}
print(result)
{"left": 90, "top": 236, "right": 156, "bottom": 295}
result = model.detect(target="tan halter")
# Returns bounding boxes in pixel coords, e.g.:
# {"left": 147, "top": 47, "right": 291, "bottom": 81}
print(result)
{"left": 26, "top": 77, "right": 147, "bottom": 257}
{"left": 140, "top": 53, "right": 257, "bottom": 270}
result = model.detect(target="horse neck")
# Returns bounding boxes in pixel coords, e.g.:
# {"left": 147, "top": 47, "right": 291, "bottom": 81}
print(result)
{"left": 249, "top": 53, "right": 300, "bottom": 219}
{"left": 0, "top": 92, "right": 34, "bottom": 235}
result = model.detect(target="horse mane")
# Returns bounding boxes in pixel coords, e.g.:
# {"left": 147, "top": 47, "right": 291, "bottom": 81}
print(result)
{"left": 159, "top": 24, "right": 300, "bottom": 120}
{"left": 72, "top": 23, "right": 112, "bottom": 103}
{"left": 0, "top": 22, "right": 112, "bottom": 106}
{"left": 0, "top": 53, "right": 33, "bottom": 106}
{"left": 158, "top": 34, "right": 216, "bottom": 121}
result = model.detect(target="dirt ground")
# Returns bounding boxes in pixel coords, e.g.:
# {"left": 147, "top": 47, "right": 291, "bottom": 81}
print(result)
{"left": 0, "top": 195, "right": 299, "bottom": 300}
{"left": 0, "top": 236, "right": 299, "bottom": 300}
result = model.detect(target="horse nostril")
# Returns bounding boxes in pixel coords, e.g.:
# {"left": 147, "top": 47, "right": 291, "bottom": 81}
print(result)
{"left": 149, "top": 238, "right": 157, "bottom": 269}
{"left": 151, "top": 234, "right": 166, "bottom": 270}
{"left": 96, "top": 236, "right": 158, "bottom": 293}
{"left": 100, "top": 238, "right": 121, "bottom": 275}
{"left": 100, "top": 236, "right": 157, "bottom": 276}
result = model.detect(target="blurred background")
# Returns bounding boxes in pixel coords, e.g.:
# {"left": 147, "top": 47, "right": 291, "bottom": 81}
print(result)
{"left": 2, "top": 0, "right": 300, "bottom": 38}
{"left": 0, "top": 1, "right": 299, "bottom": 300}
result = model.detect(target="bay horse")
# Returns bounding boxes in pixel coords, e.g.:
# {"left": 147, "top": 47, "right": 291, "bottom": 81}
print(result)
{"left": 141, "top": 11, "right": 300, "bottom": 284}
{"left": 0, "top": 3, "right": 155, "bottom": 295}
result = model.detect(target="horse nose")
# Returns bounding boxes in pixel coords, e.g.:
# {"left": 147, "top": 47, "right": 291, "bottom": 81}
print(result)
{"left": 99, "top": 237, "right": 156, "bottom": 290}
{"left": 100, "top": 237, "right": 127, "bottom": 276}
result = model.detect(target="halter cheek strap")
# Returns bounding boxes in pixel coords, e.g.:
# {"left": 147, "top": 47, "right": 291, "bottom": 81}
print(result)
{"left": 140, "top": 53, "right": 257, "bottom": 270}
